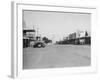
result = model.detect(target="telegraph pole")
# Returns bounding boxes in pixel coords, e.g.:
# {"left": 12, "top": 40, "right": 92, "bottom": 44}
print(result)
{"left": 37, "top": 27, "right": 38, "bottom": 36}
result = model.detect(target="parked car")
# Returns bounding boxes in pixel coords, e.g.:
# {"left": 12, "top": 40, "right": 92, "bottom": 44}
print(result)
{"left": 33, "top": 41, "right": 46, "bottom": 48}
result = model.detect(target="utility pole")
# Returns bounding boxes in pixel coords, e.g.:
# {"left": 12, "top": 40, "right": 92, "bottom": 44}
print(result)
{"left": 33, "top": 25, "right": 34, "bottom": 30}
{"left": 37, "top": 27, "right": 38, "bottom": 37}
{"left": 52, "top": 34, "right": 55, "bottom": 44}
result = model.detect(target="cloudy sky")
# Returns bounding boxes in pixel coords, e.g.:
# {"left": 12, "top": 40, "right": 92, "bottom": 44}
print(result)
{"left": 23, "top": 10, "right": 91, "bottom": 42}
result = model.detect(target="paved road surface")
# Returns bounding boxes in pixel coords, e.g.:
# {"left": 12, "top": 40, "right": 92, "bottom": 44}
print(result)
{"left": 23, "top": 45, "right": 91, "bottom": 69}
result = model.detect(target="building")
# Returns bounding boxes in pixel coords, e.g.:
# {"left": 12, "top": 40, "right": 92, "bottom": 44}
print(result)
{"left": 23, "top": 28, "right": 36, "bottom": 48}
{"left": 23, "top": 29, "right": 36, "bottom": 38}
{"left": 68, "top": 32, "right": 76, "bottom": 40}
{"left": 67, "top": 30, "right": 91, "bottom": 45}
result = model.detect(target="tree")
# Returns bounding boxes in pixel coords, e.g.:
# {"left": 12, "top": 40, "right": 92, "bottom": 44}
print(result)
{"left": 85, "top": 31, "right": 88, "bottom": 37}
{"left": 42, "top": 37, "right": 52, "bottom": 44}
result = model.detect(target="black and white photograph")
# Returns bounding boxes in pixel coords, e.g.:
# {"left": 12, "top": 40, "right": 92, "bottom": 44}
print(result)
{"left": 23, "top": 10, "right": 91, "bottom": 69}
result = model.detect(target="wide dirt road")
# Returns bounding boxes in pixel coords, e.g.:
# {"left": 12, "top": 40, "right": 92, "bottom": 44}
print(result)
{"left": 23, "top": 45, "right": 91, "bottom": 69}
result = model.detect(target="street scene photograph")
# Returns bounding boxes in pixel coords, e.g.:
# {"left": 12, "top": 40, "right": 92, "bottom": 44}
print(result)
{"left": 23, "top": 10, "right": 91, "bottom": 69}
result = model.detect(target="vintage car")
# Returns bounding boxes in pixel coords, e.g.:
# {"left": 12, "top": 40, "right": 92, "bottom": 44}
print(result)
{"left": 33, "top": 41, "right": 46, "bottom": 48}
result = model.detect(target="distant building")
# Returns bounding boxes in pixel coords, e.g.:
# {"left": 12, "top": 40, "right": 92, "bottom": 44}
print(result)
{"left": 23, "top": 28, "right": 36, "bottom": 47}
{"left": 66, "top": 30, "right": 91, "bottom": 45}
{"left": 23, "top": 28, "right": 36, "bottom": 39}
{"left": 68, "top": 33, "right": 76, "bottom": 40}
{"left": 77, "top": 30, "right": 86, "bottom": 38}
{"left": 68, "top": 30, "right": 90, "bottom": 39}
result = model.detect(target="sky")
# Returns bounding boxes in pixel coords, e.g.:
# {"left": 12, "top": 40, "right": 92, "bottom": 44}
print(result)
{"left": 23, "top": 10, "right": 91, "bottom": 42}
